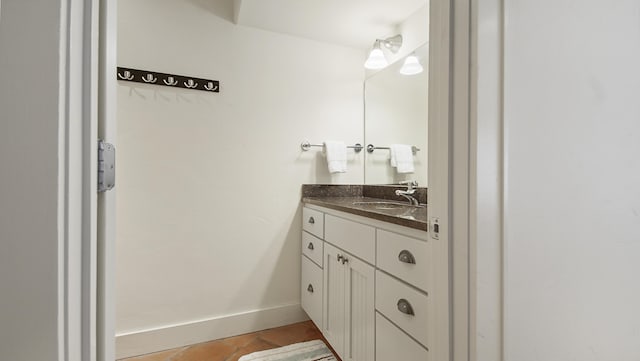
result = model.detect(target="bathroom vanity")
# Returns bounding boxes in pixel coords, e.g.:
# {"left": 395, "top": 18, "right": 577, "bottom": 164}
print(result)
{"left": 300, "top": 185, "right": 448, "bottom": 361}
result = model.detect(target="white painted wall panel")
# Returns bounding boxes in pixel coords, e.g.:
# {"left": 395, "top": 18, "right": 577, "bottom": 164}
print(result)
{"left": 503, "top": 1, "right": 640, "bottom": 360}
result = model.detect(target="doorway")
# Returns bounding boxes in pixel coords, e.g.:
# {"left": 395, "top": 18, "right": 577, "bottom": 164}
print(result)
{"left": 95, "top": 1, "right": 473, "bottom": 361}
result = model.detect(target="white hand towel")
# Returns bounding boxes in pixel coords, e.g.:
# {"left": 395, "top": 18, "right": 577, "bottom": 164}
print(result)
{"left": 390, "top": 144, "right": 415, "bottom": 174}
{"left": 324, "top": 141, "right": 348, "bottom": 173}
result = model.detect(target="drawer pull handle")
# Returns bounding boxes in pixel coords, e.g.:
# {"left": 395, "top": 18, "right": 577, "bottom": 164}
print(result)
{"left": 337, "top": 254, "right": 344, "bottom": 263}
{"left": 308, "top": 242, "right": 314, "bottom": 250}
{"left": 341, "top": 257, "right": 349, "bottom": 265}
{"left": 397, "top": 299, "right": 415, "bottom": 316}
{"left": 308, "top": 217, "right": 315, "bottom": 224}
{"left": 398, "top": 250, "right": 416, "bottom": 264}
{"left": 307, "top": 284, "right": 314, "bottom": 293}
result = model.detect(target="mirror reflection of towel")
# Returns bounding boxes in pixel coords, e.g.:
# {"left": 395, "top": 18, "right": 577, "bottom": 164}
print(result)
{"left": 390, "top": 144, "right": 415, "bottom": 173}
{"left": 324, "top": 141, "right": 347, "bottom": 173}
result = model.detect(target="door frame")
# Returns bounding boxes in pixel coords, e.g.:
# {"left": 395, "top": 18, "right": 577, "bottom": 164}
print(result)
{"left": 62, "top": 0, "right": 99, "bottom": 360}
{"left": 429, "top": 0, "right": 473, "bottom": 360}
{"left": 96, "top": 1, "right": 118, "bottom": 360}
{"left": 64, "top": 0, "right": 117, "bottom": 360}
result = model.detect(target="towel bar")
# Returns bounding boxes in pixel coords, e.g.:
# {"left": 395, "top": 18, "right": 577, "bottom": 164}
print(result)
{"left": 300, "top": 141, "right": 363, "bottom": 153}
{"left": 366, "top": 144, "right": 420, "bottom": 155}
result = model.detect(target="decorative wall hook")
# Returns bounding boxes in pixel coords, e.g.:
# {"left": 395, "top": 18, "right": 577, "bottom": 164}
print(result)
{"left": 116, "top": 67, "right": 220, "bottom": 93}
{"left": 184, "top": 79, "right": 198, "bottom": 89}
{"left": 204, "top": 82, "right": 218, "bottom": 91}
{"left": 117, "top": 70, "right": 134, "bottom": 80}
{"left": 163, "top": 76, "right": 178, "bottom": 86}
{"left": 141, "top": 73, "right": 157, "bottom": 83}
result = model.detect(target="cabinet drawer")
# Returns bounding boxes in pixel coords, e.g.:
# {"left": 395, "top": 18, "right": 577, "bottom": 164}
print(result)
{"left": 377, "top": 229, "right": 431, "bottom": 292}
{"left": 301, "top": 256, "right": 323, "bottom": 330}
{"left": 302, "top": 231, "right": 323, "bottom": 268}
{"left": 325, "top": 215, "right": 375, "bottom": 264}
{"left": 302, "top": 207, "right": 324, "bottom": 239}
{"left": 376, "top": 313, "right": 429, "bottom": 361}
{"left": 375, "top": 270, "right": 430, "bottom": 348}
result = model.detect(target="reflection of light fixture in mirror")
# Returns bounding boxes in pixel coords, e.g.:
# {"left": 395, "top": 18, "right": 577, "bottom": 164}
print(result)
{"left": 399, "top": 53, "right": 423, "bottom": 75}
{"left": 364, "top": 34, "right": 403, "bottom": 69}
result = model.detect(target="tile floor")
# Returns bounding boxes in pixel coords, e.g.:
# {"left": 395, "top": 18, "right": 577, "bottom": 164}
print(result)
{"left": 119, "top": 321, "right": 340, "bottom": 361}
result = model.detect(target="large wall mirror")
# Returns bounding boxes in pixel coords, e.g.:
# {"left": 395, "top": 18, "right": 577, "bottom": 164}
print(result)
{"left": 364, "top": 43, "right": 429, "bottom": 185}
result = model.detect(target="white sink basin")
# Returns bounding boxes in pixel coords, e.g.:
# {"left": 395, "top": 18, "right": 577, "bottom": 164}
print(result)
{"left": 352, "top": 201, "right": 424, "bottom": 210}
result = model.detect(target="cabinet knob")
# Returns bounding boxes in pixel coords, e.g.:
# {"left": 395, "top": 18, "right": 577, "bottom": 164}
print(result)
{"left": 337, "top": 254, "right": 344, "bottom": 263}
{"left": 397, "top": 299, "right": 415, "bottom": 316}
{"left": 307, "top": 242, "right": 314, "bottom": 250}
{"left": 308, "top": 217, "right": 315, "bottom": 224}
{"left": 398, "top": 250, "right": 416, "bottom": 264}
{"left": 307, "top": 284, "right": 314, "bottom": 293}
{"left": 341, "top": 257, "right": 349, "bottom": 265}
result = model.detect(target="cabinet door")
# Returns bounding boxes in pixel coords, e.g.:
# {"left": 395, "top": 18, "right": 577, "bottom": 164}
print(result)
{"left": 323, "top": 243, "right": 346, "bottom": 359}
{"left": 343, "top": 254, "right": 375, "bottom": 361}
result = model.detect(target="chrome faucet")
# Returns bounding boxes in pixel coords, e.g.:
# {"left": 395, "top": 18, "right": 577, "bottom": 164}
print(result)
{"left": 395, "top": 180, "right": 420, "bottom": 206}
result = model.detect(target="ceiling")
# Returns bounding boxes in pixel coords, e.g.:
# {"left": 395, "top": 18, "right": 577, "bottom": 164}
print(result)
{"left": 232, "top": 0, "right": 427, "bottom": 50}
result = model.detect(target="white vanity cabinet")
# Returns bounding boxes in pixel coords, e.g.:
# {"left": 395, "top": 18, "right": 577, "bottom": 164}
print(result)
{"left": 301, "top": 204, "right": 448, "bottom": 361}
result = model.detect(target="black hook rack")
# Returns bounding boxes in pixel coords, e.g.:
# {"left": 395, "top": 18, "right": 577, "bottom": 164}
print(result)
{"left": 116, "top": 67, "right": 220, "bottom": 93}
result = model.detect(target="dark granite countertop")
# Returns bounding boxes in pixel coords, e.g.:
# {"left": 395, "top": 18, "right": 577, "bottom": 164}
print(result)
{"left": 302, "top": 196, "right": 428, "bottom": 232}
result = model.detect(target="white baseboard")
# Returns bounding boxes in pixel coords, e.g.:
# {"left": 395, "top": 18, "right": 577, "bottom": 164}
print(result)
{"left": 115, "top": 303, "right": 309, "bottom": 359}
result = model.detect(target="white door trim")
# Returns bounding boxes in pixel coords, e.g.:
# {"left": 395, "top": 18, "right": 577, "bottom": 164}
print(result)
{"left": 60, "top": 0, "right": 115, "bottom": 360}
{"left": 428, "top": 0, "right": 452, "bottom": 358}
{"left": 60, "top": 0, "right": 99, "bottom": 359}
{"left": 452, "top": 0, "right": 472, "bottom": 359}
{"left": 430, "top": 0, "right": 474, "bottom": 360}
{"left": 97, "top": 0, "right": 118, "bottom": 360}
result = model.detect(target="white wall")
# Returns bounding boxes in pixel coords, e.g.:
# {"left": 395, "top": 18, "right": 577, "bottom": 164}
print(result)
{"left": 388, "top": 3, "right": 430, "bottom": 65}
{"left": 0, "top": 0, "right": 63, "bottom": 360}
{"left": 475, "top": 1, "right": 640, "bottom": 360}
{"left": 115, "top": 0, "right": 364, "bottom": 356}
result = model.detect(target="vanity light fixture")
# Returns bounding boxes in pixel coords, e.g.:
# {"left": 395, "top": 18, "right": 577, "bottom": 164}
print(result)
{"left": 364, "top": 40, "right": 387, "bottom": 69}
{"left": 399, "top": 53, "right": 424, "bottom": 75}
{"left": 364, "top": 34, "right": 403, "bottom": 70}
